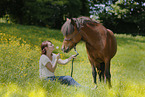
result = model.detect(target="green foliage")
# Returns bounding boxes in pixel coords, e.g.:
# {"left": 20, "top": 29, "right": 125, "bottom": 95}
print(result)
{"left": 0, "top": 0, "right": 90, "bottom": 29}
{"left": 0, "top": 23, "right": 145, "bottom": 97}
{"left": 110, "top": 0, "right": 145, "bottom": 30}
{"left": 91, "top": 0, "right": 145, "bottom": 34}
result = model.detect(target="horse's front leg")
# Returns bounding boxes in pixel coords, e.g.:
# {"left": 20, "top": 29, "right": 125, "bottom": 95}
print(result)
{"left": 104, "top": 60, "right": 112, "bottom": 88}
{"left": 91, "top": 64, "right": 98, "bottom": 89}
{"left": 89, "top": 57, "right": 97, "bottom": 89}
{"left": 91, "top": 64, "right": 97, "bottom": 84}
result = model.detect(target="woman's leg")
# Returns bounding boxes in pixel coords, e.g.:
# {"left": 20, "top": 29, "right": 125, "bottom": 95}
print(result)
{"left": 56, "top": 76, "right": 81, "bottom": 86}
{"left": 45, "top": 76, "right": 56, "bottom": 81}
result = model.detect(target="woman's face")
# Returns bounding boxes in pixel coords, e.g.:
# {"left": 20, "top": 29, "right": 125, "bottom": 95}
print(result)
{"left": 46, "top": 42, "right": 54, "bottom": 52}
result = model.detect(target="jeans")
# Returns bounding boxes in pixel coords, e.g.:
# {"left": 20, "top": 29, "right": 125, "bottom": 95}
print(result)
{"left": 46, "top": 76, "right": 81, "bottom": 86}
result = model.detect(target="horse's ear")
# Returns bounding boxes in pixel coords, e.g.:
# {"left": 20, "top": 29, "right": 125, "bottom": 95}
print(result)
{"left": 71, "top": 18, "right": 76, "bottom": 26}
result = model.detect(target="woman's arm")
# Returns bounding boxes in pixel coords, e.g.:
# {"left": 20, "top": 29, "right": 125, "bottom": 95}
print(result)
{"left": 57, "top": 55, "right": 75, "bottom": 65}
{"left": 45, "top": 58, "right": 58, "bottom": 72}
{"left": 45, "top": 54, "right": 60, "bottom": 72}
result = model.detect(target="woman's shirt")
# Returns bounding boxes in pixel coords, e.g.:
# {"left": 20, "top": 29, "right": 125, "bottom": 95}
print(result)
{"left": 39, "top": 53, "right": 71, "bottom": 79}
{"left": 39, "top": 54, "right": 57, "bottom": 79}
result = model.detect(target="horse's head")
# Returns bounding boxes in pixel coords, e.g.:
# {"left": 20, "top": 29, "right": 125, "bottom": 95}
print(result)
{"left": 61, "top": 18, "right": 82, "bottom": 53}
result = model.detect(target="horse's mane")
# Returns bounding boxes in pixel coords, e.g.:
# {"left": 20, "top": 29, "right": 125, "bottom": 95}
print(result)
{"left": 61, "top": 16, "right": 98, "bottom": 36}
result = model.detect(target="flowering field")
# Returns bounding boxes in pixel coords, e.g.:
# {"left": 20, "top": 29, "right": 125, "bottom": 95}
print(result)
{"left": 0, "top": 23, "right": 145, "bottom": 97}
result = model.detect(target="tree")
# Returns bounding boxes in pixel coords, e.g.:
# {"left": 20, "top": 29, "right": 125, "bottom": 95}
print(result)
{"left": 90, "top": 0, "right": 145, "bottom": 34}
{"left": 0, "top": 0, "right": 90, "bottom": 29}
{"left": 110, "top": 0, "right": 145, "bottom": 34}
{"left": 0, "top": 0, "right": 25, "bottom": 24}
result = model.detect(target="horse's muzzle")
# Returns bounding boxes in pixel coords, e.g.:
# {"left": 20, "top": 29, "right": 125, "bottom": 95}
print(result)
{"left": 61, "top": 47, "right": 70, "bottom": 53}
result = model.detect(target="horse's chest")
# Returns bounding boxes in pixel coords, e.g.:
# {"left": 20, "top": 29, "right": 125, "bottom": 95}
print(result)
{"left": 86, "top": 43, "right": 104, "bottom": 63}
{"left": 88, "top": 51, "right": 103, "bottom": 63}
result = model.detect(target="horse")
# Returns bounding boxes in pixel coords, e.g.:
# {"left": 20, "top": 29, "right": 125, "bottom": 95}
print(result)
{"left": 61, "top": 16, "right": 117, "bottom": 88}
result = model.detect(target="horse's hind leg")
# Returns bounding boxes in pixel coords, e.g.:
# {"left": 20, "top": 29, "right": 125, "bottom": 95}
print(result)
{"left": 99, "top": 62, "right": 105, "bottom": 82}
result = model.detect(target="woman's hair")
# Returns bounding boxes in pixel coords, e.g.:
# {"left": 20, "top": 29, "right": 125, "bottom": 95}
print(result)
{"left": 41, "top": 40, "right": 52, "bottom": 55}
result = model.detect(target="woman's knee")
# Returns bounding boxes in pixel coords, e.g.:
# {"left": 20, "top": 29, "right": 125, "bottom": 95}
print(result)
{"left": 65, "top": 76, "right": 73, "bottom": 80}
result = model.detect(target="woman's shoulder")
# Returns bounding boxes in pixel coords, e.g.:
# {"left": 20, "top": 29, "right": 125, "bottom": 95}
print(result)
{"left": 40, "top": 54, "right": 49, "bottom": 59}
{"left": 41, "top": 54, "right": 47, "bottom": 57}
{"left": 39, "top": 54, "right": 51, "bottom": 63}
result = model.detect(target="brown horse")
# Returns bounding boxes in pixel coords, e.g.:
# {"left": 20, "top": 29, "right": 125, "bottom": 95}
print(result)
{"left": 61, "top": 16, "right": 117, "bottom": 88}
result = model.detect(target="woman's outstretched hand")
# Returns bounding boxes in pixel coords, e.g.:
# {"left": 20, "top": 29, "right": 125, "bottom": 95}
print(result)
{"left": 56, "top": 53, "right": 60, "bottom": 60}
{"left": 71, "top": 55, "right": 77, "bottom": 59}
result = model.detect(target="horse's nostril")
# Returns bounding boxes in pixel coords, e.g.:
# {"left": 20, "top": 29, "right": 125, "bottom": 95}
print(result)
{"left": 66, "top": 47, "right": 69, "bottom": 51}
{"left": 64, "top": 47, "right": 69, "bottom": 53}
{"left": 61, "top": 45, "right": 70, "bottom": 53}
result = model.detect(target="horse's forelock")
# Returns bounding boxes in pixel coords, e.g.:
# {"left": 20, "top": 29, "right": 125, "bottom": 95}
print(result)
{"left": 61, "top": 20, "right": 74, "bottom": 36}
{"left": 61, "top": 16, "right": 97, "bottom": 36}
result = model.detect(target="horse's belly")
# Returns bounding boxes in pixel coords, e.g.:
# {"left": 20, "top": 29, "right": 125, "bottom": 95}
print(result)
{"left": 89, "top": 53, "right": 104, "bottom": 64}
{"left": 95, "top": 58, "right": 103, "bottom": 63}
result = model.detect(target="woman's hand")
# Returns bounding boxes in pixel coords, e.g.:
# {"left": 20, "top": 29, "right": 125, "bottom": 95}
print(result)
{"left": 56, "top": 53, "right": 60, "bottom": 60}
{"left": 71, "top": 55, "right": 77, "bottom": 59}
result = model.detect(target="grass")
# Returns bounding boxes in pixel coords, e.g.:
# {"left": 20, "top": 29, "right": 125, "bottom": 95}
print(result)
{"left": 0, "top": 23, "right": 145, "bottom": 97}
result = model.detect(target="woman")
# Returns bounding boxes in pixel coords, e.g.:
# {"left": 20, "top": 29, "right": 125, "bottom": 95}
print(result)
{"left": 39, "top": 41, "right": 81, "bottom": 86}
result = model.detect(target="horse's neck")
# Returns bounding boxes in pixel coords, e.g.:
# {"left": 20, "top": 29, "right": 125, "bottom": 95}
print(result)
{"left": 81, "top": 29, "right": 97, "bottom": 44}
{"left": 81, "top": 27, "right": 106, "bottom": 48}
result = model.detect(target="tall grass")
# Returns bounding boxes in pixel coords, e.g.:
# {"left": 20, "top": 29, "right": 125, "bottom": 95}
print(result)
{"left": 0, "top": 23, "right": 145, "bottom": 97}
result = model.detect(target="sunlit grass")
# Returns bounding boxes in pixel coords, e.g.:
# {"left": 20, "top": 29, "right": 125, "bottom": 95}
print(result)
{"left": 0, "top": 23, "right": 145, "bottom": 97}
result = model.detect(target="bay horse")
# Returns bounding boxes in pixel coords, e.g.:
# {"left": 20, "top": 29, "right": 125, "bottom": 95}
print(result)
{"left": 61, "top": 16, "right": 117, "bottom": 88}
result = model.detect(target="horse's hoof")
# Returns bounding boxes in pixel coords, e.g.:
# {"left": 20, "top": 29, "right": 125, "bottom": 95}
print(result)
{"left": 91, "top": 85, "right": 97, "bottom": 90}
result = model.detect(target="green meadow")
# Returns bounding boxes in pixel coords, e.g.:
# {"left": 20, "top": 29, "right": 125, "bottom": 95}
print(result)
{"left": 0, "top": 23, "right": 145, "bottom": 97}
